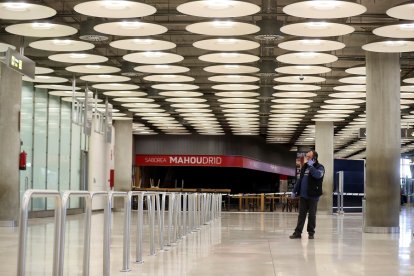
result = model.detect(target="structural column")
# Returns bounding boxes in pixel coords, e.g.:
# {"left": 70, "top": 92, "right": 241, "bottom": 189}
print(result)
{"left": 315, "top": 121, "right": 334, "bottom": 215}
{"left": 0, "top": 63, "right": 22, "bottom": 226}
{"left": 114, "top": 120, "right": 133, "bottom": 209}
{"left": 364, "top": 52, "right": 400, "bottom": 233}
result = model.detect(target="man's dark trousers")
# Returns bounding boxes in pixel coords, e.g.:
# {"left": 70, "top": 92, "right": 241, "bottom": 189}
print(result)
{"left": 294, "top": 197, "right": 318, "bottom": 235}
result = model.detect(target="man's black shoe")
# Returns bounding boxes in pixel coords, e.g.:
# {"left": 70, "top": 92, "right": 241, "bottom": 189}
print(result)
{"left": 309, "top": 234, "right": 314, "bottom": 239}
{"left": 289, "top": 233, "right": 301, "bottom": 239}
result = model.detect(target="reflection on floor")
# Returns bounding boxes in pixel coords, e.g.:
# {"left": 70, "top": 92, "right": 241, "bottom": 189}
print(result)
{"left": 1, "top": 208, "right": 414, "bottom": 276}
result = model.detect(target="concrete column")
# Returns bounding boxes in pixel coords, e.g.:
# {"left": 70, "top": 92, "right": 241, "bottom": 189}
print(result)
{"left": 0, "top": 63, "right": 22, "bottom": 226}
{"left": 315, "top": 121, "right": 334, "bottom": 215}
{"left": 364, "top": 52, "right": 400, "bottom": 233}
{"left": 114, "top": 120, "right": 133, "bottom": 208}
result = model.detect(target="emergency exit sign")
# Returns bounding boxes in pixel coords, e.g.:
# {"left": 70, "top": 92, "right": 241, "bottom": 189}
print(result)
{"left": 5, "top": 48, "right": 35, "bottom": 79}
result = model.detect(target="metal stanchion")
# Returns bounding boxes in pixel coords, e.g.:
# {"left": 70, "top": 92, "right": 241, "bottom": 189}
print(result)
{"left": 59, "top": 191, "right": 92, "bottom": 276}
{"left": 17, "top": 190, "right": 62, "bottom": 276}
{"left": 337, "top": 171, "right": 345, "bottom": 214}
{"left": 166, "top": 193, "right": 175, "bottom": 246}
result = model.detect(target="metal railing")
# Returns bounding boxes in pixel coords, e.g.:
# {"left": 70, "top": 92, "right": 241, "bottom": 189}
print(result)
{"left": 17, "top": 189, "right": 222, "bottom": 276}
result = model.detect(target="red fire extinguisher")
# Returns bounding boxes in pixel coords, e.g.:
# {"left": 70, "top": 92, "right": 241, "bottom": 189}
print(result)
{"left": 109, "top": 169, "right": 115, "bottom": 189}
{"left": 19, "top": 151, "right": 27, "bottom": 170}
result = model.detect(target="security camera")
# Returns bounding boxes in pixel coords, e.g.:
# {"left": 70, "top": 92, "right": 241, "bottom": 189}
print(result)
{"left": 299, "top": 75, "right": 304, "bottom": 81}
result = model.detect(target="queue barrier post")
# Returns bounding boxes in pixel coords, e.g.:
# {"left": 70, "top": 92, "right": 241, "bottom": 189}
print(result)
{"left": 17, "top": 190, "right": 62, "bottom": 276}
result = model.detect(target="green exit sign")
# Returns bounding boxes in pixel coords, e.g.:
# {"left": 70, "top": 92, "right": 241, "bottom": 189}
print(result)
{"left": 5, "top": 48, "right": 35, "bottom": 79}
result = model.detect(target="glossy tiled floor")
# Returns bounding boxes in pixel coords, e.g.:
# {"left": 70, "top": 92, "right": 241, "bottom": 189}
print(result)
{"left": 1, "top": 208, "right": 414, "bottom": 276}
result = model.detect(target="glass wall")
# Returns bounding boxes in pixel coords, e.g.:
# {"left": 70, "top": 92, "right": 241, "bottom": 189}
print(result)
{"left": 20, "top": 82, "right": 87, "bottom": 211}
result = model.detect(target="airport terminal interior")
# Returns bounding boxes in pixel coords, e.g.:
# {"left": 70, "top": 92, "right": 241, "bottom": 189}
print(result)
{"left": 1, "top": 0, "right": 414, "bottom": 275}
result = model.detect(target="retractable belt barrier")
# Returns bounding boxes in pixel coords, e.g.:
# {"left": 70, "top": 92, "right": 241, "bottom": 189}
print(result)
{"left": 17, "top": 190, "right": 222, "bottom": 276}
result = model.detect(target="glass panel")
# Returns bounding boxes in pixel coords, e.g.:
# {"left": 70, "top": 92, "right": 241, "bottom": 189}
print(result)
{"left": 32, "top": 88, "right": 48, "bottom": 211}
{"left": 46, "top": 96, "right": 60, "bottom": 210}
{"left": 59, "top": 102, "right": 71, "bottom": 193}
{"left": 20, "top": 83, "right": 34, "bottom": 200}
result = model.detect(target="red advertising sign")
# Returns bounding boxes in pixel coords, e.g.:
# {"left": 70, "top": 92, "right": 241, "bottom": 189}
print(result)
{"left": 135, "top": 155, "right": 295, "bottom": 176}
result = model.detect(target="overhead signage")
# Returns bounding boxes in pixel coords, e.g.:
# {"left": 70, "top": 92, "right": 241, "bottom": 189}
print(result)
{"left": 135, "top": 154, "right": 296, "bottom": 176}
{"left": 359, "top": 128, "right": 414, "bottom": 139}
{"left": 5, "top": 48, "right": 35, "bottom": 79}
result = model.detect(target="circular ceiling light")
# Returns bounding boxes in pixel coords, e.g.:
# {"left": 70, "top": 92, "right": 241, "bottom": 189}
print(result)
{"left": 80, "top": 75, "right": 130, "bottom": 83}
{"left": 110, "top": 39, "right": 176, "bottom": 51}
{"left": 318, "top": 109, "right": 354, "bottom": 114}
{"left": 35, "top": 84, "right": 80, "bottom": 90}
{"left": 135, "top": 65, "right": 189, "bottom": 74}
{"left": 273, "top": 92, "right": 317, "bottom": 98}
{"left": 49, "top": 53, "right": 108, "bottom": 64}
{"left": 0, "top": 2, "right": 56, "bottom": 20}
{"left": 403, "top": 78, "right": 414, "bottom": 84}
{"left": 218, "top": 98, "right": 259, "bottom": 104}
{"left": 113, "top": 97, "right": 154, "bottom": 103}
{"left": 171, "top": 103, "right": 210, "bottom": 108}
{"left": 223, "top": 108, "right": 258, "bottom": 113}
{"left": 35, "top": 67, "right": 54, "bottom": 75}
{"left": 186, "top": 21, "right": 259, "bottom": 36}
{"left": 74, "top": 1, "right": 156, "bottom": 18}
{"left": 274, "top": 84, "right": 321, "bottom": 91}
{"left": 339, "top": 76, "right": 366, "bottom": 84}
{"left": 280, "top": 22, "right": 354, "bottom": 37}
{"left": 329, "top": 92, "right": 366, "bottom": 98}
{"left": 123, "top": 52, "right": 184, "bottom": 64}
{"left": 144, "top": 75, "right": 195, "bottom": 82}
{"left": 152, "top": 83, "right": 199, "bottom": 90}
{"left": 176, "top": 108, "right": 212, "bottom": 113}
{"left": 6, "top": 23, "right": 77, "bottom": 37}
{"left": 193, "top": 38, "right": 259, "bottom": 51}
{"left": 23, "top": 75, "right": 68, "bottom": 83}
{"left": 278, "top": 39, "right": 345, "bottom": 52}
{"left": 387, "top": 2, "right": 414, "bottom": 20}
{"left": 362, "top": 41, "right": 414, "bottom": 53}
{"left": 401, "top": 99, "right": 414, "bottom": 105}
{"left": 166, "top": 98, "right": 207, "bottom": 103}
{"left": 271, "top": 104, "right": 310, "bottom": 109}
{"left": 208, "top": 75, "right": 259, "bottom": 83}
{"left": 345, "top": 66, "right": 366, "bottom": 75}
{"left": 276, "top": 65, "right": 331, "bottom": 75}
{"left": 334, "top": 85, "right": 366, "bottom": 92}
{"left": 312, "top": 118, "right": 345, "bottom": 122}
{"left": 29, "top": 39, "right": 94, "bottom": 52}
{"left": 103, "top": 91, "right": 147, "bottom": 97}
{"left": 93, "top": 83, "right": 139, "bottom": 90}
{"left": 130, "top": 108, "right": 166, "bottom": 113}
{"left": 321, "top": 104, "right": 360, "bottom": 109}
{"left": 272, "top": 109, "right": 308, "bottom": 113}
{"left": 49, "top": 91, "right": 85, "bottom": 97}
{"left": 159, "top": 91, "right": 203, "bottom": 97}
{"left": 402, "top": 86, "right": 414, "bottom": 92}
{"left": 199, "top": 53, "right": 259, "bottom": 63}
{"left": 177, "top": 1, "right": 260, "bottom": 18}
{"left": 274, "top": 76, "right": 325, "bottom": 84}
{"left": 220, "top": 104, "right": 259, "bottom": 109}
{"left": 277, "top": 52, "right": 338, "bottom": 65}
{"left": 373, "top": 23, "right": 414, "bottom": 39}
{"left": 272, "top": 98, "right": 313, "bottom": 104}
{"left": 0, "top": 42, "right": 15, "bottom": 52}
{"left": 401, "top": 93, "right": 414, "bottom": 99}
{"left": 325, "top": 99, "right": 366, "bottom": 104}
{"left": 216, "top": 91, "right": 259, "bottom": 97}
{"left": 122, "top": 103, "right": 160, "bottom": 108}
{"left": 94, "top": 21, "right": 167, "bottom": 36}
{"left": 204, "top": 64, "right": 259, "bottom": 74}
{"left": 212, "top": 84, "right": 259, "bottom": 91}
{"left": 283, "top": 1, "right": 366, "bottom": 19}
{"left": 66, "top": 65, "right": 120, "bottom": 74}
